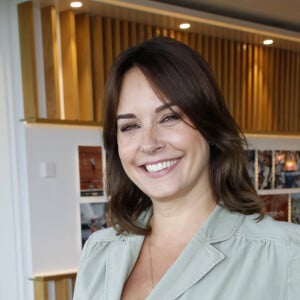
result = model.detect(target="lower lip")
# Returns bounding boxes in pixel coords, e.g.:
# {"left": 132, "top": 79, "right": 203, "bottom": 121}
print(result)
{"left": 142, "top": 160, "right": 180, "bottom": 178}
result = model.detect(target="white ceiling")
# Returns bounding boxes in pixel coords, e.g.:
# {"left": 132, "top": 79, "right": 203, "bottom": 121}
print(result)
{"left": 154, "top": 0, "right": 300, "bottom": 32}
{"left": 32, "top": 0, "right": 300, "bottom": 51}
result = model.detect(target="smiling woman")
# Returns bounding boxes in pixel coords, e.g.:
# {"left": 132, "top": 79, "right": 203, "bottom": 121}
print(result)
{"left": 103, "top": 36, "right": 264, "bottom": 235}
{"left": 116, "top": 67, "right": 211, "bottom": 207}
{"left": 73, "top": 37, "right": 300, "bottom": 300}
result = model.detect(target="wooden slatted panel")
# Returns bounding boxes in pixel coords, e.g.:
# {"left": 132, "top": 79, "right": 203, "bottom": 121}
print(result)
{"left": 33, "top": 272, "right": 76, "bottom": 300}
{"left": 156, "top": 25, "right": 162, "bottom": 38}
{"left": 289, "top": 51, "right": 296, "bottom": 132}
{"left": 175, "top": 30, "right": 182, "bottom": 42}
{"left": 145, "top": 24, "right": 153, "bottom": 40}
{"left": 252, "top": 45, "right": 258, "bottom": 131}
{"left": 203, "top": 35, "right": 209, "bottom": 62}
{"left": 264, "top": 47, "right": 272, "bottom": 131}
{"left": 34, "top": 280, "right": 48, "bottom": 300}
{"left": 103, "top": 17, "right": 113, "bottom": 80}
{"left": 189, "top": 32, "right": 196, "bottom": 50}
{"left": 181, "top": 31, "right": 189, "bottom": 45}
{"left": 55, "top": 278, "right": 70, "bottom": 300}
{"left": 295, "top": 53, "right": 300, "bottom": 131}
{"left": 76, "top": 13, "right": 94, "bottom": 121}
{"left": 285, "top": 51, "right": 292, "bottom": 131}
{"left": 59, "top": 10, "right": 79, "bottom": 120}
{"left": 268, "top": 47, "right": 275, "bottom": 131}
{"left": 235, "top": 41, "right": 242, "bottom": 126}
{"left": 168, "top": 29, "right": 176, "bottom": 39}
{"left": 228, "top": 40, "right": 235, "bottom": 116}
{"left": 281, "top": 50, "right": 288, "bottom": 131}
{"left": 222, "top": 40, "right": 229, "bottom": 110}
{"left": 137, "top": 23, "right": 145, "bottom": 44}
{"left": 246, "top": 44, "right": 253, "bottom": 131}
{"left": 215, "top": 38, "right": 223, "bottom": 89}
{"left": 71, "top": 277, "right": 76, "bottom": 298}
{"left": 113, "top": 18, "right": 121, "bottom": 57}
{"left": 121, "top": 20, "right": 129, "bottom": 51}
{"left": 196, "top": 34, "right": 203, "bottom": 55}
{"left": 21, "top": 8, "right": 300, "bottom": 133}
{"left": 272, "top": 48, "right": 280, "bottom": 131}
{"left": 279, "top": 50, "right": 286, "bottom": 131}
{"left": 257, "top": 45, "right": 264, "bottom": 131}
{"left": 41, "top": 5, "right": 61, "bottom": 119}
{"left": 240, "top": 43, "right": 247, "bottom": 129}
{"left": 162, "top": 28, "right": 168, "bottom": 37}
{"left": 130, "top": 22, "right": 137, "bottom": 46}
{"left": 17, "top": 1, "right": 38, "bottom": 120}
{"left": 209, "top": 36, "right": 217, "bottom": 76}
{"left": 91, "top": 16, "right": 105, "bottom": 122}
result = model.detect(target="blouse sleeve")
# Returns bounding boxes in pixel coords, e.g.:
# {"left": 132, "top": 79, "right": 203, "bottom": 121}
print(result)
{"left": 73, "top": 229, "right": 115, "bottom": 300}
{"left": 288, "top": 225, "right": 300, "bottom": 299}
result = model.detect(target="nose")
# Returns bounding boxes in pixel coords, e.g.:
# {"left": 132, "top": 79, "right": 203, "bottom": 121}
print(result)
{"left": 140, "top": 125, "right": 165, "bottom": 154}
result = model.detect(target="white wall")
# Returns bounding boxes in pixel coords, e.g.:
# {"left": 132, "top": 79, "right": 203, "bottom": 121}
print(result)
{"left": 19, "top": 129, "right": 300, "bottom": 276}
{"left": 246, "top": 134, "right": 300, "bottom": 150}
{"left": 25, "top": 124, "right": 104, "bottom": 275}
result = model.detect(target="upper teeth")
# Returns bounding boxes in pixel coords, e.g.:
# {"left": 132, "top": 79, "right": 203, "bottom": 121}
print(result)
{"left": 145, "top": 160, "right": 177, "bottom": 173}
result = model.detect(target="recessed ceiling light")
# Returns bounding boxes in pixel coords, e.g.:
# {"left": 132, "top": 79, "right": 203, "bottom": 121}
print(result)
{"left": 263, "top": 39, "right": 273, "bottom": 45}
{"left": 70, "top": 1, "right": 83, "bottom": 8}
{"left": 179, "top": 23, "right": 191, "bottom": 30}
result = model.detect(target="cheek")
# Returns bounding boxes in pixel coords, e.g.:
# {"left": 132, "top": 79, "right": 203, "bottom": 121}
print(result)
{"left": 117, "top": 132, "right": 141, "bottom": 155}
{"left": 117, "top": 146, "right": 128, "bottom": 166}
{"left": 188, "top": 131, "right": 210, "bottom": 157}
{"left": 117, "top": 139, "right": 136, "bottom": 166}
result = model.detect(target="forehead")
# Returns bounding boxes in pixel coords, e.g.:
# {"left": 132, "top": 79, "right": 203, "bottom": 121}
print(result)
{"left": 117, "top": 67, "right": 167, "bottom": 112}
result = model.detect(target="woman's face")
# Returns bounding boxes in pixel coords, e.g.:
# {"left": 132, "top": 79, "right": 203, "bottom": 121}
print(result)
{"left": 116, "top": 67, "right": 211, "bottom": 203}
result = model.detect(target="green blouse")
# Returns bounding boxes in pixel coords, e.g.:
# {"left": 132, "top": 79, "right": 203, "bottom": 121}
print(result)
{"left": 73, "top": 205, "right": 300, "bottom": 300}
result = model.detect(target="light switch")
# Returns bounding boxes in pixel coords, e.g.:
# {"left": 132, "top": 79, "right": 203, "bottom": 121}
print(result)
{"left": 40, "top": 162, "right": 56, "bottom": 178}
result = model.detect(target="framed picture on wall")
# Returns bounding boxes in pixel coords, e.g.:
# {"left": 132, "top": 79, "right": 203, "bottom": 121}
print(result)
{"left": 260, "top": 194, "right": 289, "bottom": 222}
{"left": 275, "top": 151, "right": 300, "bottom": 189}
{"left": 78, "top": 146, "right": 104, "bottom": 197}
{"left": 291, "top": 193, "right": 300, "bottom": 224}
{"left": 258, "top": 150, "right": 273, "bottom": 190}
{"left": 80, "top": 202, "right": 110, "bottom": 247}
{"left": 245, "top": 149, "right": 256, "bottom": 188}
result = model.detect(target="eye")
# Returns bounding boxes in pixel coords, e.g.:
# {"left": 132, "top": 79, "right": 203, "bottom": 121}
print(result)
{"left": 160, "top": 112, "right": 181, "bottom": 124}
{"left": 119, "top": 123, "right": 140, "bottom": 132}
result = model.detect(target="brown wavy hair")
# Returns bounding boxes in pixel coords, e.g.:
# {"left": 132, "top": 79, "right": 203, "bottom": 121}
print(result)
{"left": 103, "top": 36, "right": 264, "bottom": 235}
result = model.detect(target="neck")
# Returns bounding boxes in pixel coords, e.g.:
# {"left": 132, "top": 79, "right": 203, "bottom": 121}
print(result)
{"left": 149, "top": 196, "right": 216, "bottom": 246}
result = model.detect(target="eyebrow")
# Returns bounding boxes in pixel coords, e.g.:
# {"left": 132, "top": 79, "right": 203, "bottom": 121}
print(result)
{"left": 116, "top": 103, "right": 174, "bottom": 120}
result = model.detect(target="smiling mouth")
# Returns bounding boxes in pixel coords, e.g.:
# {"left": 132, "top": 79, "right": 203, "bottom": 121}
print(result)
{"left": 145, "top": 159, "right": 179, "bottom": 173}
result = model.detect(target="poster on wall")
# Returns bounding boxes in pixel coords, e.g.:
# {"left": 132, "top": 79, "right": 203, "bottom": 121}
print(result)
{"left": 258, "top": 150, "right": 273, "bottom": 190}
{"left": 291, "top": 193, "right": 300, "bottom": 224}
{"left": 245, "top": 150, "right": 256, "bottom": 188}
{"left": 275, "top": 151, "right": 300, "bottom": 189}
{"left": 78, "top": 146, "right": 104, "bottom": 197}
{"left": 260, "top": 194, "right": 289, "bottom": 222}
{"left": 80, "top": 202, "right": 110, "bottom": 247}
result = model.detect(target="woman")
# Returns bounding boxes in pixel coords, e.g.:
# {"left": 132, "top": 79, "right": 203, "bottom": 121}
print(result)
{"left": 73, "top": 37, "right": 300, "bottom": 300}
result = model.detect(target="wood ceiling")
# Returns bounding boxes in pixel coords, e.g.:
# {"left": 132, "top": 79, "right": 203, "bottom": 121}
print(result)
{"left": 32, "top": 0, "right": 300, "bottom": 51}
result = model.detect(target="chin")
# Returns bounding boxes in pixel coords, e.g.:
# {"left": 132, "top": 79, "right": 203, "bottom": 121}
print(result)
{"left": 147, "top": 191, "right": 178, "bottom": 202}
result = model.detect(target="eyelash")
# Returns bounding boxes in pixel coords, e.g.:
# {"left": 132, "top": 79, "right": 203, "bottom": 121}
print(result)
{"left": 119, "top": 112, "right": 182, "bottom": 132}
{"left": 119, "top": 123, "right": 140, "bottom": 132}
{"left": 160, "top": 112, "right": 181, "bottom": 123}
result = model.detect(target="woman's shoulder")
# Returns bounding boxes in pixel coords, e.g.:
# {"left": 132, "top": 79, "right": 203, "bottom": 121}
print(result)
{"left": 238, "top": 213, "right": 300, "bottom": 245}
{"left": 88, "top": 226, "right": 119, "bottom": 243}
{"left": 80, "top": 227, "right": 120, "bottom": 261}
{"left": 84, "top": 226, "right": 123, "bottom": 249}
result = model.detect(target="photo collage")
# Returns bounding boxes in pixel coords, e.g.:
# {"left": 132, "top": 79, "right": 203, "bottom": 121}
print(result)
{"left": 246, "top": 149, "right": 300, "bottom": 224}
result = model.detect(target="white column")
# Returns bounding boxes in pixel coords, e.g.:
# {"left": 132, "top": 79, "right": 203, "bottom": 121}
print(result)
{"left": 0, "top": 0, "right": 33, "bottom": 299}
